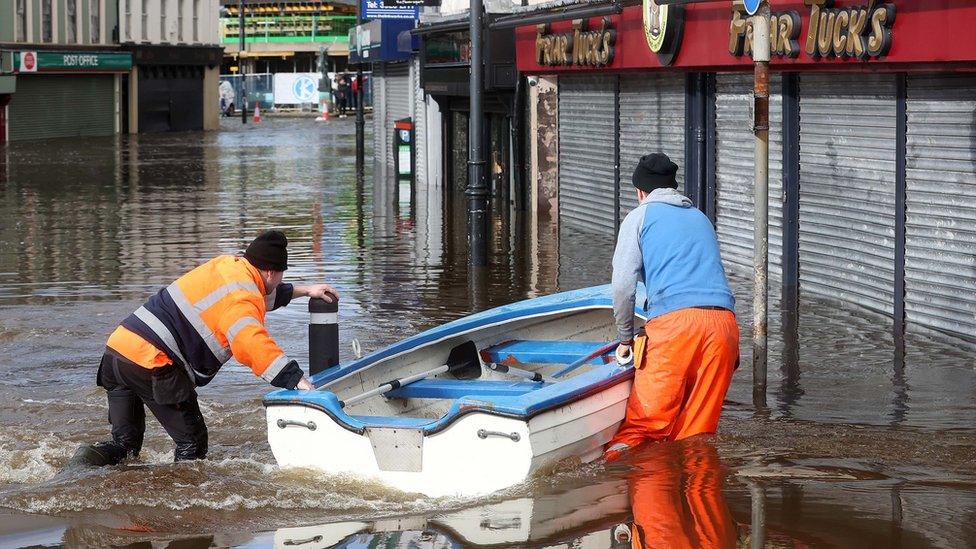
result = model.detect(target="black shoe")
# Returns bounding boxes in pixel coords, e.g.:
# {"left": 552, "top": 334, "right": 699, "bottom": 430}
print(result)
{"left": 68, "top": 442, "right": 132, "bottom": 467}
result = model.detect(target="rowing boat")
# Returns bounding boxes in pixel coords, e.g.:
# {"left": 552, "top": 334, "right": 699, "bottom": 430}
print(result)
{"left": 263, "top": 284, "right": 648, "bottom": 497}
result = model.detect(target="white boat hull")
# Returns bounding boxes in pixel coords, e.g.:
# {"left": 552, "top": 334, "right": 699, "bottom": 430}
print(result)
{"left": 266, "top": 378, "right": 631, "bottom": 498}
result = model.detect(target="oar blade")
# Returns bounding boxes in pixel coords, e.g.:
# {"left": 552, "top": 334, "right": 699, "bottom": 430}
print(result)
{"left": 446, "top": 341, "right": 482, "bottom": 380}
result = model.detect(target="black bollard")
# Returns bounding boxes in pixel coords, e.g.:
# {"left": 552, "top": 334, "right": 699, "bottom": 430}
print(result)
{"left": 309, "top": 298, "right": 339, "bottom": 376}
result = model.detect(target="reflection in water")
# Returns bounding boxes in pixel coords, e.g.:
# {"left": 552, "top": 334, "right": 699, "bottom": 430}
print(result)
{"left": 1, "top": 119, "right": 975, "bottom": 548}
{"left": 625, "top": 440, "right": 737, "bottom": 549}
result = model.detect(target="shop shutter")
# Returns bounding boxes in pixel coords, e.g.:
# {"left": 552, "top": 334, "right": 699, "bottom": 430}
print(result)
{"left": 412, "top": 58, "right": 427, "bottom": 186}
{"left": 8, "top": 75, "right": 115, "bottom": 141}
{"left": 138, "top": 67, "right": 204, "bottom": 132}
{"left": 713, "top": 73, "right": 784, "bottom": 280}
{"left": 798, "top": 73, "right": 896, "bottom": 314}
{"left": 385, "top": 62, "right": 411, "bottom": 169}
{"left": 618, "top": 74, "right": 685, "bottom": 221}
{"left": 558, "top": 75, "right": 617, "bottom": 235}
{"left": 905, "top": 74, "right": 976, "bottom": 339}
{"left": 372, "top": 64, "right": 388, "bottom": 176}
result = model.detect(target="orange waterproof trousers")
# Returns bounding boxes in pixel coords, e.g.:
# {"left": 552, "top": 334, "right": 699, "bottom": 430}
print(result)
{"left": 608, "top": 307, "right": 739, "bottom": 450}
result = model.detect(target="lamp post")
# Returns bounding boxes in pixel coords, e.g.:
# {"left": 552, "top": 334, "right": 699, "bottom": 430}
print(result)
{"left": 467, "top": 0, "right": 488, "bottom": 268}
{"left": 752, "top": 0, "right": 770, "bottom": 408}
{"left": 239, "top": 0, "right": 247, "bottom": 124}
{"left": 356, "top": 2, "right": 365, "bottom": 176}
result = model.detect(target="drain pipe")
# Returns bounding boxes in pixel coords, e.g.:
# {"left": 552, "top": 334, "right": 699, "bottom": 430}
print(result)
{"left": 309, "top": 298, "right": 339, "bottom": 376}
{"left": 752, "top": 1, "right": 770, "bottom": 408}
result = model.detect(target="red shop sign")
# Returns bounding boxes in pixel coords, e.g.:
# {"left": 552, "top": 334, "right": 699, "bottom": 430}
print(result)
{"left": 516, "top": 0, "right": 976, "bottom": 73}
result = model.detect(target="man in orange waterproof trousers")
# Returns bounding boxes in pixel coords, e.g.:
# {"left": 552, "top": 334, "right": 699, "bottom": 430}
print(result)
{"left": 73, "top": 230, "right": 338, "bottom": 466}
{"left": 606, "top": 153, "right": 739, "bottom": 458}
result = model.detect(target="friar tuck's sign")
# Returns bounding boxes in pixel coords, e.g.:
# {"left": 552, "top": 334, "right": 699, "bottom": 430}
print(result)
{"left": 730, "top": 0, "right": 896, "bottom": 60}
{"left": 535, "top": 17, "right": 616, "bottom": 67}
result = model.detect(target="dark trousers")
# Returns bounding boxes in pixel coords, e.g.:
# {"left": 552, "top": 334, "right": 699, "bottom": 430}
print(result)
{"left": 97, "top": 350, "right": 208, "bottom": 461}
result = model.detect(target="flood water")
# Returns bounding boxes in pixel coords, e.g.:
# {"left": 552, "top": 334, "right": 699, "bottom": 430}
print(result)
{"left": 1, "top": 118, "right": 974, "bottom": 548}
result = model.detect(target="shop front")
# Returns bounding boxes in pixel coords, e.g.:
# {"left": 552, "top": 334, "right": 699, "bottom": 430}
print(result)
{"left": 0, "top": 50, "right": 132, "bottom": 142}
{"left": 351, "top": 18, "right": 420, "bottom": 183}
{"left": 516, "top": 0, "right": 976, "bottom": 343}
{"left": 420, "top": 23, "right": 521, "bottom": 208}
{"left": 126, "top": 45, "right": 224, "bottom": 133}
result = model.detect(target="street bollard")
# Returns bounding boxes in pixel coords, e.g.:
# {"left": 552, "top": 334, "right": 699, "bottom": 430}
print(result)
{"left": 309, "top": 298, "right": 339, "bottom": 376}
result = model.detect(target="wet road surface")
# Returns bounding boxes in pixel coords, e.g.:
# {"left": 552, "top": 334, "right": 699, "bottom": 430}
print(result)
{"left": 0, "top": 118, "right": 974, "bottom": 548}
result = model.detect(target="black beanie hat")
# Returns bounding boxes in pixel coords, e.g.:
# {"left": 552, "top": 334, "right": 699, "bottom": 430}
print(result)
{"left": 244, "top": 230, "right": 288, "bottom": 271}
{"left": 632, "top": 153, "right": 679, "bottom": 192}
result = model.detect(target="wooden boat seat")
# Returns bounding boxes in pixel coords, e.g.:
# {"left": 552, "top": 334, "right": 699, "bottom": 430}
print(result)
{"left": 385, "top": 379, "right": 544, "bottom": 400}
{"left": 480, "top": 340, "right": 613, "bottom": 366}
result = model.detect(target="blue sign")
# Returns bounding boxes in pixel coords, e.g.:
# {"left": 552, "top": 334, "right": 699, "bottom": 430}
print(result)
{"left": 362, "top": 0, "right": 419, "bottom": 20}
{"left": 293, "top": 75, "right": 318, "bottom": 103}
{"left": 743, "top": 0, "right": 762, "bottom": 16}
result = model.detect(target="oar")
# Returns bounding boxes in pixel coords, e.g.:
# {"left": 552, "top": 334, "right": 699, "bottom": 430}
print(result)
{"left": 552, "top": 341, "right": 620, "bottom": 379}
{"left": 486, "top": 362, "right": 554, "bottom": 383}
{"left": 338, "top": 341, "right": 481, "bottom": 408}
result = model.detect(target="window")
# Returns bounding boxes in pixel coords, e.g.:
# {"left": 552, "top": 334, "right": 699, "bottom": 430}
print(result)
{"left": 193, "top": 0, "right": 199, "bottom": 42}
{"left": 66, "top": 0, "right": 78, "bottom": 43}
{"left": 15, "top": 0, "right": 27, "bottom": 42}
{"left": 141, "top": 0, "right": 148, "bottom": 41}
{"left": 41, "top": 0, "right": 53, "bottom": 43}
{"left": 89, "top": 0, "right": 100, "bottom": 43}
{"left": 124, "top": 0, "right": 132, "bottom": 41}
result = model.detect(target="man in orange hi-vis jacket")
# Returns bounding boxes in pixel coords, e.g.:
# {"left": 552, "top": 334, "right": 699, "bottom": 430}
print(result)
{"left": 605, "top": 153, "right": 739, "bottom": 459}
{"left": 74, "top": 230, "right": 338, "bottom": 466}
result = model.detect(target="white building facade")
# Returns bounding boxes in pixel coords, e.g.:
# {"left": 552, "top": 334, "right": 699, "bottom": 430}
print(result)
{"left": 118, "top": 0, "right": 223, "bottom": 132}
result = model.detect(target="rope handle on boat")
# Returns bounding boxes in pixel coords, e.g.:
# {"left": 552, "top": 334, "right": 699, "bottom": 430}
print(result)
{"left": 478, "top": 429, "right": 520, "bottom": 442}
{"left": 277, "top": 419, "right": 317, "bottom": 431}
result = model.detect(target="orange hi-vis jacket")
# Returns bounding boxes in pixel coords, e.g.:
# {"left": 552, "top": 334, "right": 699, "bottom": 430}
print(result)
{"left": 106, "top": 255, "right": 298, "bottom": 387}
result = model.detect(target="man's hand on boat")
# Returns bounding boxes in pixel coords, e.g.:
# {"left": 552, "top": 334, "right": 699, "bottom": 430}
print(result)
{"left": 294, "top": 283, "right": 340, "bottom": 303}
{"left": 615, "top": 341, "right": 633, "bottom": 365}
{"left": 295, "top": 377, "right": 315, "bottom": 391}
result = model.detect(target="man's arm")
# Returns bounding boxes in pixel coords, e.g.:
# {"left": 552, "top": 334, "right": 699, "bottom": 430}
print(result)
{"left": 612, "top": 208, "right": 645, "bottom": 357}
{"left": 293, "top": 283, "right": 340, "bottom": 302}
{"left": 219, "top": 300, "right": 311, "bottom": 390}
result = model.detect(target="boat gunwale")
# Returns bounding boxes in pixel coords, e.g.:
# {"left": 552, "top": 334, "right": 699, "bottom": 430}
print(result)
{"left": 263, "top": 365, "right": 634, "bottom": 436}
{"left": 264, "top": 285, "right": 647, "bottom": 436}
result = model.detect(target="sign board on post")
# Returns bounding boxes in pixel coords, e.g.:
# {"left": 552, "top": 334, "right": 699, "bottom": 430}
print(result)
{"left": 381, "top": 0, "right": 440, "bottom": 6}
{"left": 742, "top": 0, "right": 762, "bottom": 16}
{"left": 362, "top": 0, "right": 419, "bottom": 20}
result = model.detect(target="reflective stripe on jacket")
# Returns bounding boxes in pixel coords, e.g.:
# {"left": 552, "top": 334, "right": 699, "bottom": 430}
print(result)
{"left": 109, "top": 255, "right": 294, "bottom": 386}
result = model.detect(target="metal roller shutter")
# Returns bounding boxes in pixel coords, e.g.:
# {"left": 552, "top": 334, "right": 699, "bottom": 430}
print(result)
{"left": 138, "top": 67, "right": 205, "bottom": 133}
{"left": 385, "top": 62, "right": 411, "bottom": 169}
{"left": 798, "top": 73, "right": 896, "bottom": 314}
{"left": 372, "top": 64, "right": 387, "bottom": 175}
{"left": 8, "top": 75, "right": 115, "bottom": 141}
{"left": 713, "top": 73, "right": 784, "bottom": 279}
{"left": 412, "top": 58, "right": 427, "bottom": 186}
{"left": 618, "top": 74, "right": 685, "bottom": 221}
{"left": 558, "top": 75, "right": 617, "bottom": 235}
{"left": 905, "top": 74, "right": 976, "bottom": 339}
